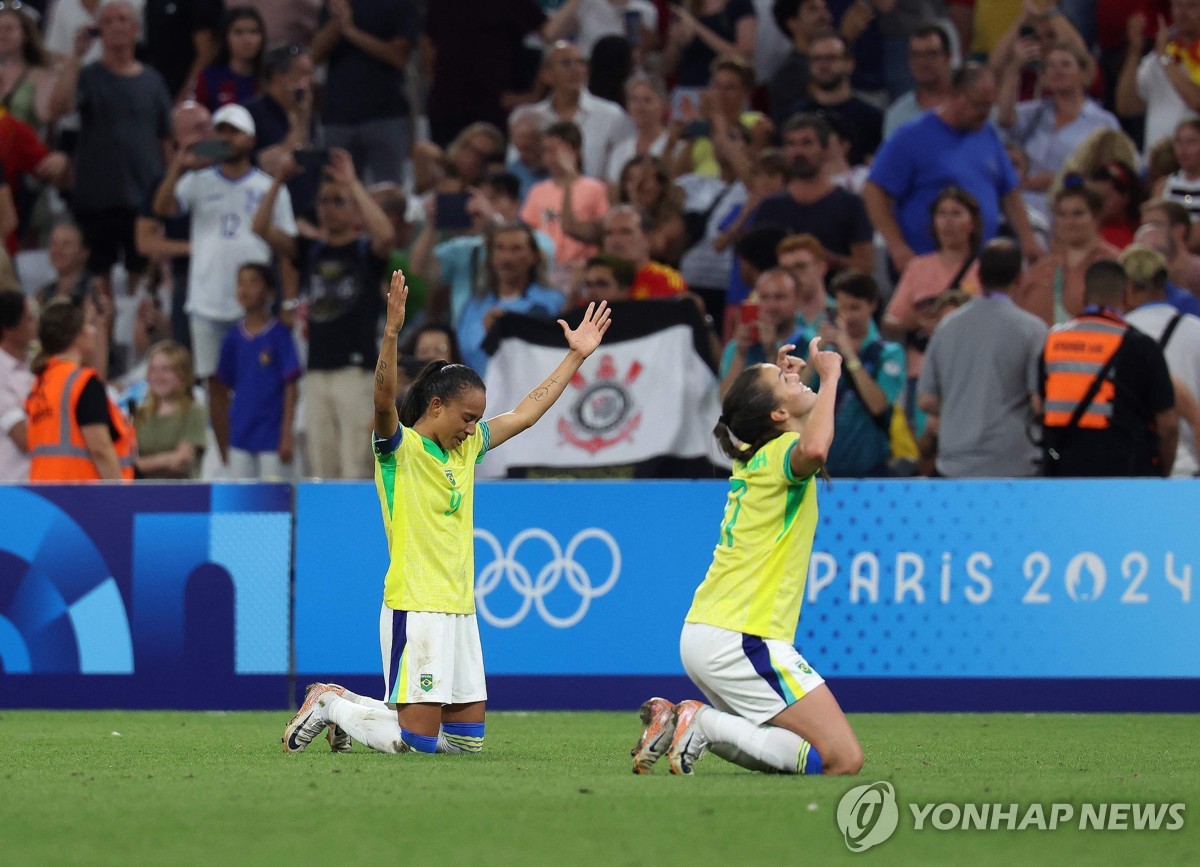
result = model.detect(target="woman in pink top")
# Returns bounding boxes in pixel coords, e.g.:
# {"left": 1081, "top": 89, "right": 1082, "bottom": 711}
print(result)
{"left": 883, "top": 186, "right": 983, "bottom": 381}
{"left": 520, "top": 120, "right": 610, "bottom": 285}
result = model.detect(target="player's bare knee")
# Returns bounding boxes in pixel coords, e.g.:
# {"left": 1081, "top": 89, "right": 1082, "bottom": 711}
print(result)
{"left": 824, "top": 741, "right": 865, "bottom": 775}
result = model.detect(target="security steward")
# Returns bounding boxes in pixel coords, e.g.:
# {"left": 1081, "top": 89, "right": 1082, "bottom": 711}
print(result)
{"left": 1039, "top": 260, "right": 1178, "bottom": 477}
{"left": 25, "top": 299, "right": 135, "bottom": 481}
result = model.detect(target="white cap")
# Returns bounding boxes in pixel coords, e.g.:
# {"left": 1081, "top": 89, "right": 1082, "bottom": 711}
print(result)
{"left": 212, "top": 104, "right": 256, "bottom": 138}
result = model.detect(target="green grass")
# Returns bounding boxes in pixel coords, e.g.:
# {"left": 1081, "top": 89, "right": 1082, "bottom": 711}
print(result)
{"left": 0, "top": 712, "right": 1197, "bottom": 865}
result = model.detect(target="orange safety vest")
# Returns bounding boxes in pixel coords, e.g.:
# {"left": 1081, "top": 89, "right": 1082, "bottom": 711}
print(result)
{"left": 1042, "top": 314, "right": 1127, "bottom": 430}
{"left": 24, "top": 357, "right": 137, "bottom": 481}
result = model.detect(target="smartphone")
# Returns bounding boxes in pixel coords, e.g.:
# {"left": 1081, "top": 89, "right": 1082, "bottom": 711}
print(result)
{"left": 294, "top": 147, "right": 329, "bottom": 178}
{"left": 435, "top": 192, "right": 472, "bottom": 231}
{"left": 86, "top": 25, "right": 100, "bottom": 37}
{"left": 624, "top": 9, "right": 641, "bottom": 48}
{"left": 740, "top": 302, "right": 760, "bottom": 345}
{"left": 683, "top": 120, "right": 712, "bottom": 140}
{"left": 1017, "top": 24, "right": 1036, "bottom": 39}
{"left": 191, "top": 139, "right": 234, "bottom": 161}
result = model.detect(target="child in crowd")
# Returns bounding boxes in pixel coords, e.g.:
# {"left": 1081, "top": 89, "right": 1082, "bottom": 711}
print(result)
{"left": 209, "top": 264, "right": 301, "bottom": 480}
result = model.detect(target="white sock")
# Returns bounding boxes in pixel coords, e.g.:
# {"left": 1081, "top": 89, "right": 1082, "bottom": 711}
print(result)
{"left": 696, "top": 708, "right": 810, "bottom": 774}
{"left": 321, "top": 694, "right": 405, "bottom": 754}
{"left": 333, "top": 687, "right": 390, "bottom": 711}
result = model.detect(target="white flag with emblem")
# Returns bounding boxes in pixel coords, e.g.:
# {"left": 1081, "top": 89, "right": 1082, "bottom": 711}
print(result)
{"left": 479, "top": 300, "right": 726, "bottom": 478}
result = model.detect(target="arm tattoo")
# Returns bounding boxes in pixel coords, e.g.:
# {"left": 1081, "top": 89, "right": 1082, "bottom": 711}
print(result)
{"left": 375, "top": 360, "right": 386, "bottom": 389}
{"left": 528, "top": 376, "right": 560, "bottom": 402}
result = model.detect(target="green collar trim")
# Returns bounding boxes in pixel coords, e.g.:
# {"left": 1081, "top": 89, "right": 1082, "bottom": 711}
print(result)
{"left": 420, "top": 434, "right": 449, "bottom": 463}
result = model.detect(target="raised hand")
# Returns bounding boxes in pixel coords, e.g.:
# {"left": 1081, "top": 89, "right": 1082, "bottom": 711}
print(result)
{"left": 325, "top": 148, "right": 358, "bottom": 186}
{"left": 775, "top": 343, "right": 804, "bottom": 376}
{"left": 808, "top": 335, "right": 843, "bottom": 381}
{"left": 559, "top": 300, "right": 612, "bottom": 358}
{"left": 385, "top": 270, "right": 409, "bottom": 337}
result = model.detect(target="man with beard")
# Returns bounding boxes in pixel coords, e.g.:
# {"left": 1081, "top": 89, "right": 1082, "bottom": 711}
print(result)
{"left": 746, "top": 113, "right": 874, "bottom": 277}
{"left": 252, "top": 147, "right": 394, "bottom": 479}
{"left": 153, "top": 104, "right": 298, "bottom": 382}
{"left": 864, "top": 63, "right": 1042, "bottom": 275}
{"left": 780, "top": 32, "right": 882, "bottom": 165}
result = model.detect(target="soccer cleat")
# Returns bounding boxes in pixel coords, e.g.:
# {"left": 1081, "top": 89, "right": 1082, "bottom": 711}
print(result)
{"left": 321, "top": 684, "right": 352, "bottom": 753}
{"left": 282, "top": 683, "right": 333, "bottom": 753}
{"left": 631, "top": 697, "right": 676, "bottom": 774}
{"left": 667, "top": 700, "right": 710, "bottom": 776}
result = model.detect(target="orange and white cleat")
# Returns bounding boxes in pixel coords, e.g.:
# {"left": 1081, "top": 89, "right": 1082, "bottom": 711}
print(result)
{"left": 631, "top": 697, "right": 676, "bottom": 774}
{"left": 322, "top": 684, "right": 352, "bottom": 753}
{"left": 667, "top": 700, "right": 710, "bottom": 776}
{"left": 282, "top": 683, "right": 335, "bottom": 753}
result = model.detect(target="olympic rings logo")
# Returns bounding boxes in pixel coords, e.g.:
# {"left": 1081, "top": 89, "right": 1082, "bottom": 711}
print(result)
{"left": 474, "top": 528, "right": 621, "bottom": 628}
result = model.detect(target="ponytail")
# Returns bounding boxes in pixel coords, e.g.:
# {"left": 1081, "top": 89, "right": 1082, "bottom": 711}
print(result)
{"left": 399, "top": 361, "right": 486, "bottom": 428}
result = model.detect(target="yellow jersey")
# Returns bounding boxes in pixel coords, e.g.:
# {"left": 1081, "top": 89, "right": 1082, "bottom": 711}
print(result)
{"left": 685, "top": 432, "right": 818, "bottom": 641}
{"left": 374, "top": 422, "right": 491, "bottom": 613}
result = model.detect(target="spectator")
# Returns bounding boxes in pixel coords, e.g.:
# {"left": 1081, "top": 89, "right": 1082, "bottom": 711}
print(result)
{"left": 507, "top": 107, "right": 548, "bottom": 199}
{"left": 601, "top": 205, "right": 688, "bottom": 299}
{"left": 581, "top": 252, "right": 635, "bottom": 302}
{"left": 1140, "top": 197, "right": 1200, "bottom": 294}
{"left": 587, "top": 34, "right": 634, "bottom": 107}
{"left": 253, "top": 147, "right": 392, "bottom": 479}
{"left": 522, "top": 120, "right": 610, "bottom": 278}
{"left": 0, "top": 290, "right": 35, "bottom": 481}
{"left": 865, "top": 63, "right": 1041, "bottom": 275}
{"left": 0, "top": 3, "right": 56, "bottom": 130}
{"left": 405, "top": 321, "right": 463, "bottom": 365}
{"left": 1157, "top": 118, "right": 1200, "bottom": 232}
{"left": 883, "top": 186, "right": 983, "bottom": 392}
{"left": 1089, "top": 160, "right": 1143, "bottom": 250}
{"left": 1017, "top": 185, "right": 1119, "bottom": 328}
{"left": 135, "top": 100, "right": 212, "bottom": 351}
{"left": 143, "top": 0, "right": 222, "bottom": 102}
{"left": 1147, "top": 128, "right": 1183, "bottom": 197}
{"left": 883, "top": 23, "right": 954, "bottom": 139}
{"left": 543, "top": 0, "right": 659, "bottom": 58}
{"left": 411, "top": 122, "right": 504, "bottom": 197}
{"left": 986, "top": 2, "right": 1088, "bottom": 103}
{"left": 781, "top": 32, "right": 882, "bottom": 166}
{"left": 524, "top": 41, "right": 635, "bottom": 180}
{"left": 25, "top": 298, "right": 133, "bottom": 481}
{"left": 0, "top": 107, "right": 67, "bottom": 254}
{"left": 310, "top": 0, "right": 416, "bottom": 185}
{"left": 918, "top": 239, "right": 1047, "bottom": 478}
{"left": 49, "top": 0, "right": 171, "bottom": 298}
{"left": 243, "top": 0, "right": 322, "bottom": 48}
{"left": 681, "top": 56, "right": 773, "bottom": 178}
{"left": 718, "top": 266, "right": 801, "bottom": 394}
{"left": 611, "top": 155, "right": 686, "bottom": 266}
{"left": 369, "top": 182, "right": 427, "bottom": 332}
{"left": 1116, "top": 2, "right": 1200, "bottom": 153}
{"left": 815, "top": 270, "right": 905, "bottom": 478}
{"left": 424, "top": 0, "right": 546, "bottom": 146}
{"left": 246, "top": 45, "right": 319, "bottom": 219}
{"left": 153, "top": 102, "right": 297, "bottom": 381}
{"left": 777, "top": 232, "right": 833, "bottom": 343}
{"left": 36, "top": 220, "right": 101, "bottom": 307}
{"left": 1125, "top": 243, "right": 1200, "bottom": 476}
{"left": 457, "top": 222, "right": 565, "bottom": 375}
{"left": 822, "top": 112, "right": 868, "bottom": 194}
{"left": 768, "top": 0, "right": 833, "bottom": 126}
{"left": 43, "top": 0, "right": 104, "bottom": 66}
{"left": 133, "top": 339, "right": 206, "bottom": 478}
{"left": 209, "top": 263, "right": 300, "bottom": 481}
{"left": 749, "top": 113, "right": 874, "bottom": 277}
{"left": 411, "top": 173, "right": 556, "bottom": 326}
{"left": 606, "top": 75, "right": 670, "bottom": 183}
{"left": 194, "top": 6, "right": 265, "bottom": 113}
{"left": 1130, "top": 222, "right": 1200, "bottom": 317}
{"left": 664, "top": 0, "right": 757, "bottom": 106}
{"left": 998, "top": 41, "right": 1120, "bottom": 225}
{"left": 1039, "top": 259, "right": 1178, "bottom": 477}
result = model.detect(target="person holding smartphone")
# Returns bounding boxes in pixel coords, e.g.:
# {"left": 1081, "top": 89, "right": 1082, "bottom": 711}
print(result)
{"left": 718, "top": 267, "right": 804, "bottom": 397}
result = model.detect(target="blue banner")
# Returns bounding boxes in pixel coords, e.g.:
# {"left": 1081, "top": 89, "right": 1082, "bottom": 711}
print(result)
{"left": 0, "top": 484, "right": 292, "bottom": 709}
{"left": 294, "top": 479, "right": 1199, "bottom": 684}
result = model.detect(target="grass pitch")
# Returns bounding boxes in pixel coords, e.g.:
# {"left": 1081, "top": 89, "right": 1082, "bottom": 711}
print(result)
{"left": 1, "top": 711, "right": 1197, "bottom": 866}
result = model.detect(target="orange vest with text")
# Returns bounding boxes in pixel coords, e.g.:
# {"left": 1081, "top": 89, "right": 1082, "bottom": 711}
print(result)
{"left": 1042, "top": 314, "right": 1128, "bottom": 430}
{"left": 24, "top": 358, "right": 136, "bottom": 481}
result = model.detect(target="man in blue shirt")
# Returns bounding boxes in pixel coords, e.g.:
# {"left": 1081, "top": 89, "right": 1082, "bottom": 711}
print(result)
{"left": 863, "top": 63, "right": 1043, "bottom": 276}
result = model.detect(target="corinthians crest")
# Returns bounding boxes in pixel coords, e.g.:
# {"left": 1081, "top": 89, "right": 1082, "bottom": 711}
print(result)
{"left": 557, "top": 353, "right": 642, "bottom": 454}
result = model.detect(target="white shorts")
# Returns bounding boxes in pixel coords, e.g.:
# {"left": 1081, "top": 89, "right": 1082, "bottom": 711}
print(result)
{"left": 680, "top": 621, "right": 825, "bottom": 726}
{"left": 189, "top": 314, "right": 238, "bottom": 380}
{"left": 379, "top": 604, "right": 487, "bottom": 707}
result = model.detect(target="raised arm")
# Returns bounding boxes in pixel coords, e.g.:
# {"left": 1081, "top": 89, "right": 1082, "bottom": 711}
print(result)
{"left": 486, "top": 301, "right": 612, "bottom": 449}
{"left": 252, "top": 159, "right": 300, "bottom": 261}
{"left": 327, "top": 148, "right": 395, "bottom": 257}
{"left": 787, "top": 338, "right": 843, "bottom": 479}
{"left": 374, "top": 270, "right": 409, "bottom": 439}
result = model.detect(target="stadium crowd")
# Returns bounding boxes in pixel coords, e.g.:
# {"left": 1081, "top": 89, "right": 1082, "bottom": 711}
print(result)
{"left": 0, "top": 0, "right": 1198, "bottom": 483}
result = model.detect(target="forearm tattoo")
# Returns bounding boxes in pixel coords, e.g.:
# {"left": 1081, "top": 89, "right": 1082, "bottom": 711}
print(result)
{"left": 528, "top": 376, "right": 560, "bottom": 402}
{"left": 375, "top": 360, "right": 386, "bottom": 390}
